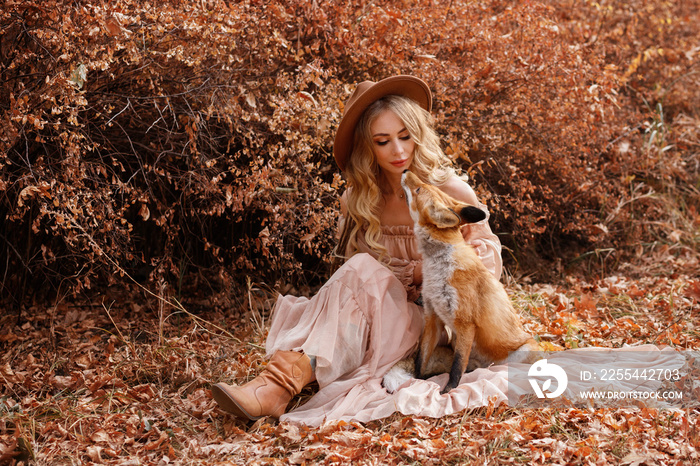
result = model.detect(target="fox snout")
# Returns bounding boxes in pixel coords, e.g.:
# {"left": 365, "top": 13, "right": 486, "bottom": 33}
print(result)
{"left": 401, "top": 169, "right": 420, "bottom": 191}
{"left": 400, "top": 170, "right": 425, "bottom": 208}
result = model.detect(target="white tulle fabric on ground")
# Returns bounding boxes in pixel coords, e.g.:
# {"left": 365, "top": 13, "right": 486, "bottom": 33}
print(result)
{"left": 350, "top": 344, "right": 685, "bottom": 424}
{"left": 506, "top": 345, "right": 687, "bottom": 407}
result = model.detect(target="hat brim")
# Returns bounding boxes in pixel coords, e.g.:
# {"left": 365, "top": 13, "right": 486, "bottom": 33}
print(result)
{"left": 333, "top": 75, "right": 432, "bottom": 171}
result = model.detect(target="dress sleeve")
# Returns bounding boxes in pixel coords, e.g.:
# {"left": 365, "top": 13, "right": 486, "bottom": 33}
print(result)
{"left": 460, "top": 204, "right": 503, "bottom": 281}
{"left": 439, "top": 176, "right": 503, "bottom": 281}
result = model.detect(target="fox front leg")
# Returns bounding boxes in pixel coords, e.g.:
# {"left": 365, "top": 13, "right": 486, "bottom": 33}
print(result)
{"left": 442, "top": 322, "right": 476, "bottom": 394}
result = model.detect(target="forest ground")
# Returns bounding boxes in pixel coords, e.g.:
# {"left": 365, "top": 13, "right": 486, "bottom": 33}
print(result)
{"left": 1, "top": 243, "right": 699, "bottom": 465}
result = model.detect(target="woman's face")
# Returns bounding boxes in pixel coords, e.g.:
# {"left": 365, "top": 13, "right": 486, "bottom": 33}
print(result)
{"left": 370, "top": 109, "right": 415, "bottom": 177}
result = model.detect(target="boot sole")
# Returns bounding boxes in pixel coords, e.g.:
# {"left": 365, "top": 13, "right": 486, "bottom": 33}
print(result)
{"left": 211, "top": 384, "right": 262, "bottom": 421}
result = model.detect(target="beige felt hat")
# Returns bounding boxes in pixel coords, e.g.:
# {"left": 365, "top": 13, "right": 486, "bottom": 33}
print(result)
{"left": 333, "top": 75, "right": 432, "bottom": 171}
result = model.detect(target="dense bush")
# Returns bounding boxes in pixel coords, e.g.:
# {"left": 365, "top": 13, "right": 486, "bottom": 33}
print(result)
{"left": 1, "top": 0, "right": 698, "bottom": 307}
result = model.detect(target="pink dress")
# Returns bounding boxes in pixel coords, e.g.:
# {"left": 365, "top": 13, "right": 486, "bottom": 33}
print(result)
{"left": 265, "top": 187, "right": 505, "bottom": 425}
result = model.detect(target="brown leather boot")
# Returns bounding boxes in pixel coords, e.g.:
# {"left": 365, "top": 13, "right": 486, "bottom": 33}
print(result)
{"left": 211, "top": 351, "right": 316, "bottom": 421}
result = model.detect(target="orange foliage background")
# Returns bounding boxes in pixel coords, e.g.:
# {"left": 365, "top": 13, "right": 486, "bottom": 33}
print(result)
{"left": 1, "top": 0, "right": 698, "bottom": 305}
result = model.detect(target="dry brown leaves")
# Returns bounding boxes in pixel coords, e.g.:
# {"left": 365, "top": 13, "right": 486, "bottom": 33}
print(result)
{"left": 1, "top": 247, "right": 699, "bottom": 465}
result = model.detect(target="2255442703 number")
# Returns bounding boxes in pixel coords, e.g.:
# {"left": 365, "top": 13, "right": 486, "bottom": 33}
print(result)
{"left": 581, "top": 367, "right": 682, "bottom": 382}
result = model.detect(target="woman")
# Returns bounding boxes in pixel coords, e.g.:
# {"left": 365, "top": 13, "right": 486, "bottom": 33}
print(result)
{"left": 212, "top": 75, "right": 502, "bottom": 424}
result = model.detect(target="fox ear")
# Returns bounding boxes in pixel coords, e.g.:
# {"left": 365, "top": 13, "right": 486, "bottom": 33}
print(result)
{"left": 426, "top": 204, "right": 461, "bottom": 228}
{"left": 458, "top": 205, "right": 487, "bottom": 224}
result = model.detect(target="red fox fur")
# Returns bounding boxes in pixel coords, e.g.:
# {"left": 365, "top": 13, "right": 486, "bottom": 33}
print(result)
{"left": 392, "top": 170, "right": 539, "bottom": 394}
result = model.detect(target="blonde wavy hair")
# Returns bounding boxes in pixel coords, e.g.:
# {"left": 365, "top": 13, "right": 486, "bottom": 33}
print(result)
{"left": 336, "top": 94, "right": 457, "bottom": 263}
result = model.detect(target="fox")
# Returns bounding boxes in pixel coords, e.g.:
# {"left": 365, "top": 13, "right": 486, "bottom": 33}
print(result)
{"left": 383, "top": 170, "right": 539, "bottom": 394}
